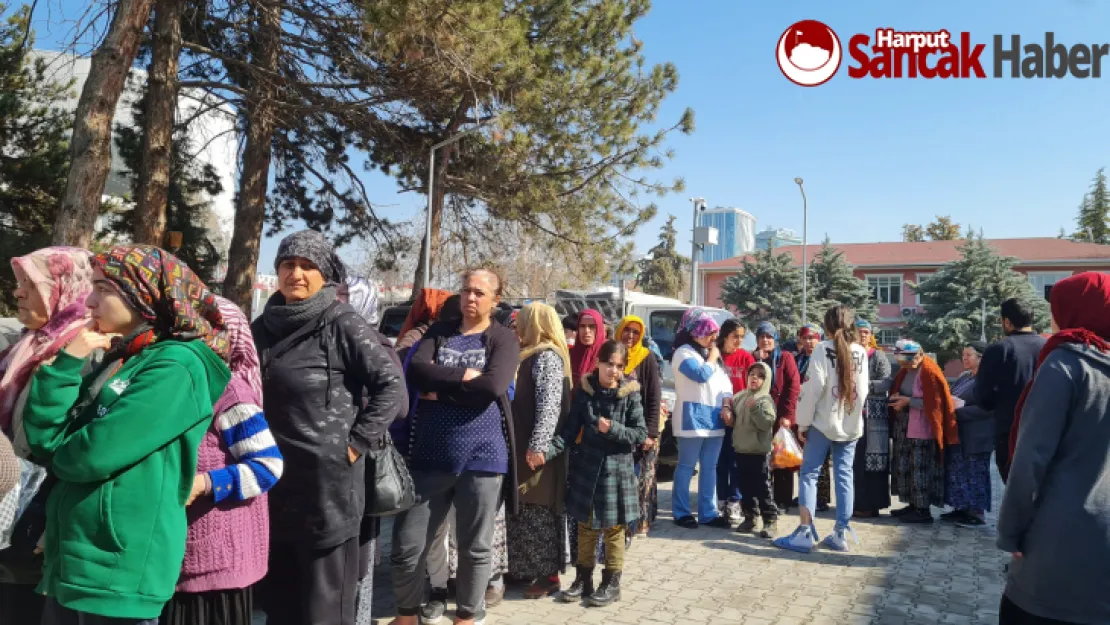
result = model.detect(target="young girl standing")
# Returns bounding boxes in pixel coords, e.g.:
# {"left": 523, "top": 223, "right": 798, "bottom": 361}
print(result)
{"left": 547, "top": 340, "right": 646, "bottom": 608}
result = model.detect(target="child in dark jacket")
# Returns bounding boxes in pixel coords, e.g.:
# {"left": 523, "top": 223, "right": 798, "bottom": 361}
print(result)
{"left": 728, "top": 362, "right": 780, "bottom": 538}
{"left": 546, "top": 340, "right": 646, "bottom": 608}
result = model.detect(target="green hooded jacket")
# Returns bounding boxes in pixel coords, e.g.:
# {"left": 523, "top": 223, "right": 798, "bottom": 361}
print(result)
{"left": 731, "top": 361, "right": 778, "bottom": 454}
{"left": 23, "top": 340, "right": 230, "bottom": 619}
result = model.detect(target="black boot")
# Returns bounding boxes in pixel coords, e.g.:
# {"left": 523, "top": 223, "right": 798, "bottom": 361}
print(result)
{"left": 587, "top": 570, "right": 622, "bottom": 607}
{"left": 557, "top": 566, "right": 594, "bottom": 603}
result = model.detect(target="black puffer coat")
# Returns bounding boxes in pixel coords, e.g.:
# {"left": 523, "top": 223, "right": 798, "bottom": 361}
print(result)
{"left": 253, "top": 299, "right": 406, "bottom": 549}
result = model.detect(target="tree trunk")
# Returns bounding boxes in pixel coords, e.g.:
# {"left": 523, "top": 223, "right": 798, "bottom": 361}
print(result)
{"left": 133, "top": 0, "right": 182, "bottom": 245}
{"left": 221, "top": 0, "right": 279, "bottom": 313}
{"left": 52, "top": 0, "right": 155, "bottom": 247}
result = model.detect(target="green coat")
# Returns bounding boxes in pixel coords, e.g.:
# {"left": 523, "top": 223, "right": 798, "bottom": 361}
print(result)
{"left": 547, "top": 374, "right": 646, "bottom": 529}
{"left": 731, "top": 365, "right": 778, "bottom": 454}
{"left": 24, "top": 341, "right": 230, "bottom": 619}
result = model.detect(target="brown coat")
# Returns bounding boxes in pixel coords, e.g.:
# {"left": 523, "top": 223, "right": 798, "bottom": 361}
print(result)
{"left": 511, "top": 352, "right": 571, "bottom": 512}
{"left": 891, "top": 356, "right": 959, "bottom": 453}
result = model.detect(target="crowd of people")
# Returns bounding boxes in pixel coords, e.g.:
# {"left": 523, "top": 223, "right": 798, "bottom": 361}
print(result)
{"left": 0, "top": 232, "right": 1107, "bottom": 625}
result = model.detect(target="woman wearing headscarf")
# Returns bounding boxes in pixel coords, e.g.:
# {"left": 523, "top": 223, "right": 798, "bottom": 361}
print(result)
{"left": 940, "top": 340, "right": 993, "bottom": 528}
{"left": 507, "top": 303, "right": 572, "bottom": 599}
{"left": 750, "top": 322, "right": 801, "bottom": 512}
{"left": 997, "top": 272, "right": 1110, "bottom": 625}
{"left": 339, "top": 274, "right": 382, "bottom": 327}
{"left": 715, "top": 318, "right": 753, "bottom": 521}
{"left": 22, "top": 245, "right": 232, "bottom": 623}
{"left": 671, "top": 308, "right": 733, "bottom": 529}
{"left": 851, "top": 320, "right": 893, "bottom": 518}
{"left": 615, "top": 315, "right": 662, "bottom": 537}
{"left": 395, "top": 288, "right": 454, "bottom": 356}
{"left": 888, "top": 340, "right": 958, "bottom": 525}
{"left": 163, "top": 296, "right": 284, "bottom": 625}
{"left": 0, "top": 247, "right": 94, "bottom": 624}
{"left": 253, "top": 230, "right": 406, "bottom": 625}
{"left": 569, "top": 309, "right": 605, "bottom": 390}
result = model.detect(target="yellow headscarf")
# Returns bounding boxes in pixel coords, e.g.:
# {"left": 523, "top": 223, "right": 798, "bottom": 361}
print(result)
{"left": 615, "top": 315, "right": 651, "bottom": 376}
{"left": 517, "top": 302, "right": 572, "bottom": 380}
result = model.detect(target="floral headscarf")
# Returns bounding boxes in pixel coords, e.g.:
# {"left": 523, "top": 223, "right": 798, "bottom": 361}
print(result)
{"left": 211, "top": 296, "right": 263, "bottom": 415}
{"left": 0, "top": 247, "right": 94, "bottom": 432}
{"left": 93, "top": 245, "right": 230, "bottom": 360}
{"left": 680, "top": 307, "right": 720, "bottom": 339}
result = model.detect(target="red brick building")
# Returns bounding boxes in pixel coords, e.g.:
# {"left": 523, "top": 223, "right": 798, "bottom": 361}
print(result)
{"left": 699, "top": 238, "right": 1110, "bottom": 346}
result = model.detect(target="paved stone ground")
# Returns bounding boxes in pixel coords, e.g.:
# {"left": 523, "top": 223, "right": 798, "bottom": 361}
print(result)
{"left": 360, "top": 468, "right": 1008, "bottom": 625}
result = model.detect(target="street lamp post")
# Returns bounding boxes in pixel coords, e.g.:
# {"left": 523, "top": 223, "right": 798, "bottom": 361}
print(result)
{"left": 689, "top": 197, "right": 705, "bottom": 306}
{"left": 423, "top": 118, "right": 497, "bottom": 290}
{"left": 794, "top": 178, "right": 808, "bottom": 324}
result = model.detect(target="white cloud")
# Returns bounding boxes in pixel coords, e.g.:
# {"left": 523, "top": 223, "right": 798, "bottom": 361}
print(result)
{"left": 789, "top": 43, "right": 831, "bottom": 70}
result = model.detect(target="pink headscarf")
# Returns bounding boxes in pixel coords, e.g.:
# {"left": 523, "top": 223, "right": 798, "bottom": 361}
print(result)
{"left": 569, "top": 309, "right": 606, "bottom": 384}
{"left": 212, "top": 296, "right": 263, "bottom": 415}
{"left": 0, "top": 247, "right": 94, "bottom": 432}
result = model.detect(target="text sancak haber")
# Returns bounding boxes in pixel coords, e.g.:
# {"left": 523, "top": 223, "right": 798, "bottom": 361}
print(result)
{"left": 847, "top": 29, "right": 1110, "bottom": 78}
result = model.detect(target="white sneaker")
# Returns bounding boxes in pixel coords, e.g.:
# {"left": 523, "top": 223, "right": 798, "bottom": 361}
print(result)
{"left": 772, "top": 523, "right": 817, "bottom": 553}
{"left": 820, "top": 525, "right": 860, "bottom": 552}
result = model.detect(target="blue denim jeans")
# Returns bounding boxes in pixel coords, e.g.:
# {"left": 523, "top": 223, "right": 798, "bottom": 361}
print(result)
{"left": 673, "top": 436, "right": 724, "bottom": 521}
{"left": 798, "top": 427, "right": 858, "bottom": 529}
{"left": 716, "top": 427, "right": 742, "bottom": 503}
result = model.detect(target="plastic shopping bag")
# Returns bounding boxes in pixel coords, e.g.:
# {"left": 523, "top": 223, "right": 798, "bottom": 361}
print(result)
{"left": 770, "top": 427, "right": 804, "bottom": 470}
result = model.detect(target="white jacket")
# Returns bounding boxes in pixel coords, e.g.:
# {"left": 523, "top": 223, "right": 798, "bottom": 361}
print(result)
{"left": 796, "top": 340, "right": 870, "bottom": 442}
{"left": 671, "top": 344, "right": 734, "bottom": 438}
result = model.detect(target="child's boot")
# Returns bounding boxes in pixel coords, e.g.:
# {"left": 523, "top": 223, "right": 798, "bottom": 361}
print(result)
{"left": 557, "top": 566, "right": 594, "bottom": 603}
{"left": 760, "top": 519, "right": 778, "bottom": 539}
{"left": 736, "top": 515, "right": 757, "bottom": 533}
{"left": 587, "top": 570, "right": 622, "bottom": 607}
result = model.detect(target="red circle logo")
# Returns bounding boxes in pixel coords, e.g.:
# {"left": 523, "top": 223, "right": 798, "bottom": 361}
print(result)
{"left": 776, "top": 20, "right": 842, "bottom": 87}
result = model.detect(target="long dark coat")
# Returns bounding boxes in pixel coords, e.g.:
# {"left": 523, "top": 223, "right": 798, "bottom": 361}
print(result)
{"left": 546, "top": 374, "right": 646, "bottom": 529}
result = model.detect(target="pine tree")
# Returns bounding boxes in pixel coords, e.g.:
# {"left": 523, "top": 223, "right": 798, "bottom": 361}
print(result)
{"left": 636, "top": 215, "right": 689, "bottom": 298}
{"left": 0, "top": 4, "right": 74, "bottom": 313}
{"left": 906, "top": 235, "right": 1050, "bottom": 359}
{"left": 805, "top": 239, "right": 878, "bottom": 324}
{"left": 1074, "top": 168, "right": 1110, "bottom": 243}
{"left": 112, "top": 80, "right": 223, "bottom": 283}
{"left": 719, "top": 248, "right": 803, "bottom": 330}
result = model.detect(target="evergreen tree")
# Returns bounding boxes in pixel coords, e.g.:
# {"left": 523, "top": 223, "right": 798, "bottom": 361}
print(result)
{"left": 906, "top": 235, "right": 1050, "bottom": 359}
{"left": 112, "top": 80, "right": 223, "bottom": 283}
{"left": 1074, "top": 168, "right": 1110, "bottom": 243}
{"left": 719, "top": 247, "right": 803, "bottom": 330}
{"left": 805, "top": 239, "right": 878, "bottom": 324}
{"left": 636, "top": 215, "right": 689, "bottom": 298}
{"left": 0, "top": 4, "right": 74, "bottom": 313}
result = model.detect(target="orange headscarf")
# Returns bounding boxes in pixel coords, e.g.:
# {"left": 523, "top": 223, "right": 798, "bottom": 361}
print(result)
{"left": 398, "top": 288, "right": 453, "bottom": 338}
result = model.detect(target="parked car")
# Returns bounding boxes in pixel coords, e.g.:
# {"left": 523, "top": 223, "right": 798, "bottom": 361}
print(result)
{"left": 377, "top": 304, "right": 411, "bottom": 345}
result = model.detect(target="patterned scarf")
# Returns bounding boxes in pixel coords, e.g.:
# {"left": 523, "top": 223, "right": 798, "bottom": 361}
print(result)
{"left": 1010, "top": 272, "right": 1110, "bottom": 457}
{"left": 0, "top": 247, "right": 94, "bottom": 433}
{"left": 93, "top": 246, "right": 230, "bottom": 361}
{"left": 212, "top": 296, "right": 264, "bottom": 415}
{"left": 341, "top": 274, "right": 381, "bottom": 325}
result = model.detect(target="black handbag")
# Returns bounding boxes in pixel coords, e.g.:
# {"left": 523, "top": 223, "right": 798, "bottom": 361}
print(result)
{"left": 364, "top": 434, "right": 416, "bottom": 517}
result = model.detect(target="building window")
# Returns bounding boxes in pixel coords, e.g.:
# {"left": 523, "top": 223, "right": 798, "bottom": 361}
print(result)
{"left": 867, "top": 274, "right": 903, "bottom": 305}
{"left": 876, "top": 328, "right": 900, "bottom": 346}
{"left": 1027, "top": 271, "right": 1072, "bottom": 300}
{"left": 914, "top": 273, "right": 935, "bottom": 306}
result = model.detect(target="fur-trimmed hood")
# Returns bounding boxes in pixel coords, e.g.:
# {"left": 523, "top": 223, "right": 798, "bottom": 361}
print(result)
{"left": 579, "top": 373, "right": 640, "bottom": 398}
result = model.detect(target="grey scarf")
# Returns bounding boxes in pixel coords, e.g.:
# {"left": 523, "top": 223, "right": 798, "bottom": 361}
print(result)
{"left": 262, "top": 284, "right": 338, "bottom": 339}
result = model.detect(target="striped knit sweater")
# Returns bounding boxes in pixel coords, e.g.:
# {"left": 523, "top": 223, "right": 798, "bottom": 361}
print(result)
{"left": 207, "top": 402, "right": 283, "bottom": 501}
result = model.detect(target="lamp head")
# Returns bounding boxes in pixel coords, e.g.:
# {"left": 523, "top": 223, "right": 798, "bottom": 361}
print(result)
{"left": 794, "top": 177, "right": 804, "bottom": 185}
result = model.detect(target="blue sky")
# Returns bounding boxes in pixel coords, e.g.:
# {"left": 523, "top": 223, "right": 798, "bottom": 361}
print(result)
{"left": 30, "top": 0, "right": 1110, "bottom": 270}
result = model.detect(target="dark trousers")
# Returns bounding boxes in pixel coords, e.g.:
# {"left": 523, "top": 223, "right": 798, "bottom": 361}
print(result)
{"left": 716, "top": 428, "right": 742, "bottom": 502}
{"left": 1000, "top": 594, "right": 1078, "bottom": 625}
{"left": 41, "top": 599, "right": 157, "bottom": 625}
{"left": 261, "top": 536, "right": 362, "bottom": 625}
{"left": 736, "top": 453, "right": 778, "bottom": 522}
{"left": 996, "top": 435, "right": 1011, "bottom": 484}
{"left": 772, "top": 469, "right": 795, "bottom": 509}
